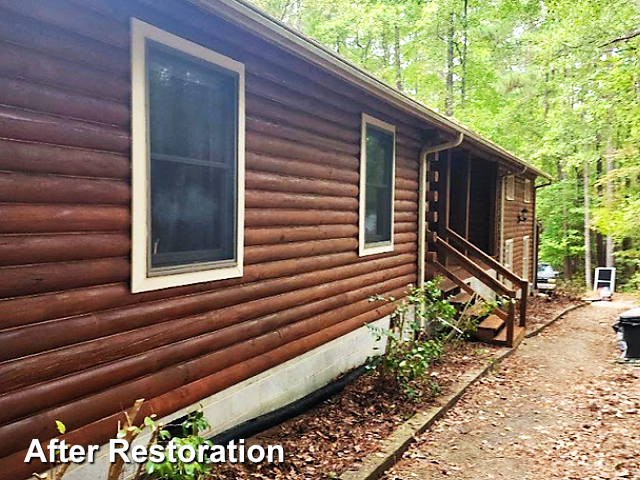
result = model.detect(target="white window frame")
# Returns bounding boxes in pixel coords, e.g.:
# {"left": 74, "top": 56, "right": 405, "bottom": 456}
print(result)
{"left": 359, "top": 113, "right": 396, "bottom": 257}
{"left": 522, "top": 235, "right": 530, "bottom": 279}
{"left": 505, "top": 175, "right": 515, "bottom": 201}
{"left": 130, "top": 19, "right": 245, "bottom": 293}
{"left": 503, "top": 238, "right": 514, "bottom": 289}
{"left": 524, "top": 178, "right": 532, "bottom": 203}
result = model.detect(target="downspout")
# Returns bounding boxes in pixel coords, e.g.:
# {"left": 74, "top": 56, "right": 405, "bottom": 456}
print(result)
{"left": 418, "top": 132, "right": 464, "bottom": 288}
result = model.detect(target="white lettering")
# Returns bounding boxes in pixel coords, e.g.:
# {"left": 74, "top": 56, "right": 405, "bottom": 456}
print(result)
{"left": 148, "top": 444, "right": 165, "bottom": 463}
{"left": 267, "top": 445, "right": 284, "bottom": 463}
{"left": 247, "top": 445, "right": 265, "bottom": 463}
{"left": 87, "top": 445, "right": 100, "bottom": 463}
{"left": 109, "top": 439, "right": 130, "bottom": 463}
{"left": 24, "top": 440, "right": 47, "bottom": 463}
{"left": 209, "top": 444, "right": 226, "bottom": 463}
{"left": 130, "top": 445, "right": 148, "bottom": 463}
{"left": 68, "top": 445, "right": 86, "bottom": 463}
{"left": 177, "top": 445, "right": 196, "bottom": 463}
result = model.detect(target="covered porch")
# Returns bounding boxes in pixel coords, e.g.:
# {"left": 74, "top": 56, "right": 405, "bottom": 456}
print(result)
{"left": 423, "top": 147, "right": 529, "bottom": 347}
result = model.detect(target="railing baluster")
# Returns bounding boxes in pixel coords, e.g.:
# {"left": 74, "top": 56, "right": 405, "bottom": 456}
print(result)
{"left": 507, "top": 300, "right": 515, "bottom": 347}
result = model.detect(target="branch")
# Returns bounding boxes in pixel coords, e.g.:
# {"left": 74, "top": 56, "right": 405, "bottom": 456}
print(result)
{"left": 601, "top": 27, "right": 640, "bottom": 47}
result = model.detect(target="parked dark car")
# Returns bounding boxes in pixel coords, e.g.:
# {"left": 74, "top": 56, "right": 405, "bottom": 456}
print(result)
{"left": 537, "top": 263, "right": 558, "bottom": 293}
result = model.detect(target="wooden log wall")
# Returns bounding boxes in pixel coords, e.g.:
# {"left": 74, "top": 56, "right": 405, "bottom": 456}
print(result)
{"left": 502, "top": 174, "right": 536, "bottom": 281}
{"left": 0, "top": 0, "right": 426, "bottom": 477}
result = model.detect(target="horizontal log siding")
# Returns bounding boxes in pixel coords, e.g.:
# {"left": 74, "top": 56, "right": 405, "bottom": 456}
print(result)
{"left": 502, "top": 175, "right": 536, "bottom": 281}
{"left": 0, "top": 0, "right": 424, "bottom": 476}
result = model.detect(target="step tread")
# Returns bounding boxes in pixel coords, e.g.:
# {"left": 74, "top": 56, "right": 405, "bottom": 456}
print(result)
{"left": 449, "top": 291, "right": 473, "bottom": 304}
{"left": 494, "top": 325, "right": 526, "bottom": 346}
{"left": 477, "top": 314, "right": 504, "bottom": 331}
{"left": 464, "top": 302, "right": 487, "bottom": 317}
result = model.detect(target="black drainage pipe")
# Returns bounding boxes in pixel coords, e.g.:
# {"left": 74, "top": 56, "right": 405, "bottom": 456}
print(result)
{"left": 209, "top": 365, "right": 369, "bottom": 445}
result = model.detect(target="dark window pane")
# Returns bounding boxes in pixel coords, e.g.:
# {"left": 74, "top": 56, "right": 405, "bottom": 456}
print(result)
{"left": 364, "top": 125, "right": 394, "bottom": 244}
{"left": 147, "top": 41, "right": 238, "bottom": 270}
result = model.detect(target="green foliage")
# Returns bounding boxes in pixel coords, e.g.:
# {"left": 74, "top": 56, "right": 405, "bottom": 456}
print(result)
{"left": 368, "top": 279, "right": 465, "bottom": 400}
{"left": 249, "top": 0, "right": 640, "bottom": 287}
{"left": 145, "top": 410, "right": 212, "bottom": 480}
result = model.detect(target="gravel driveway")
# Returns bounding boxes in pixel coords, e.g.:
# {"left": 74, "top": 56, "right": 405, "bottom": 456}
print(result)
{"left": 384, "top": 297, "right": 640, "bottom": 480}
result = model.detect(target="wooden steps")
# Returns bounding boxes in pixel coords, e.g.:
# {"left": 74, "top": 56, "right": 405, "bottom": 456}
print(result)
{"left": 449, "top": 291, "right": 472, "bottom": 305}
{"left": 494, "top": 324, "right": 526, "bottom": 347}
{"left": 475, "top": 314, "right": 504, "bottom": 342}
{"left": 473, "top": 315, "right": 525, "bottom": 348}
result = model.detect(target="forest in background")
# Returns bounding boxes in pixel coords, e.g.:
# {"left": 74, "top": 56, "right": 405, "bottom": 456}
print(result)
{"left": 249, "top": 0, "right": 640, "bottom": 290}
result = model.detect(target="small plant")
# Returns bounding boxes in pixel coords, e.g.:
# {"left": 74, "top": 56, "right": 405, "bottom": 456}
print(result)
{"left": 368, "top": 279, "right": 457, "bottom": 400}
{"left": 145, "top": 409, "right": 213, "bottom": 480}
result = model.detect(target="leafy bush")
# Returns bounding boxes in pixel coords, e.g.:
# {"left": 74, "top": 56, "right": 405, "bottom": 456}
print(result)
{"left": 368, "top": 279, "right": 459, "bottom": 400}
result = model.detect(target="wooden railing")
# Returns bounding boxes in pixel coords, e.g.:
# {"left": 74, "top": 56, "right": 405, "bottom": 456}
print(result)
{"left": 431, "top": 228, "right": 530, "bottom": 346}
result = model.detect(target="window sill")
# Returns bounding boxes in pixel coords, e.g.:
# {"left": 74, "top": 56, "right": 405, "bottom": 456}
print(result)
{"left": 359, "top": 242, "right": 394, "bottom": 257}
{"left": 131, "top": 264, "right": 243, "bottom": 293}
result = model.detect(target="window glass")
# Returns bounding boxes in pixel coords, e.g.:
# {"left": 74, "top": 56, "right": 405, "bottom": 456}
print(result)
{"left": 364, "top": 125, "right": 394, "bottom": 245}
{"left": 147, "top": 42, "right": 238, "bottom": 270}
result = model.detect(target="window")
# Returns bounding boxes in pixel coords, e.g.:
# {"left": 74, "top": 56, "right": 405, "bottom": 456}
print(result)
{"left": 524, "top": 178, "right": 532, "bottom": 203}
{"left": 131, "top": 20, "right": 245, "bottom": 293}
{"left": 359, "top": 114, "right": 396, "bottom": 256}
{"left": 522, "top": 236, "right": 530, "bottom": 279}
{"left": 505, "top": 175, "right": 515, "bottom": 201}
{"left": 503, "top": 238, "right": 514, "bottom": 289}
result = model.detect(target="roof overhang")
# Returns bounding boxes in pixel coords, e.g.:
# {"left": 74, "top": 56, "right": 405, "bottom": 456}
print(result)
{"left": 186, "top": 0, "right": 552, "bottom": 181}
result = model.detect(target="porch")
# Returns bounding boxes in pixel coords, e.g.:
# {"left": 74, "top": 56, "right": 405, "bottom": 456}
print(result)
{"left": 424, "top": 147, "right": 529, "bottom": 347}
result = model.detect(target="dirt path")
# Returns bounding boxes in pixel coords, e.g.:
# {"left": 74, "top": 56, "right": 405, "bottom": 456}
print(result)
{"left": 384, "top": 298, "right": 640, "bottom": 480}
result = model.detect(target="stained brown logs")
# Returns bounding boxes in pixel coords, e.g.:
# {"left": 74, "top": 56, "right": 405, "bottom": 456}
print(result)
{"left": 244, "top": 190, "right": 357, "bottom": 211}
{"left": 0, "top": 256, "right": 416, "bottom": 370}
{"left": 0, "top": 172, "right": 130, "bottom": 205}
{"left": 246, "top": 117, "right": 358, "bottom": 156}
{"left": 245, "top": 96, "right": 358, "bottom": 144}
{"left": 245, "top": 132, "right": 357, "bottom": 170}
{"left": 0, "top": 283, "right": 408, "bottom": 460}
{"left": 245, "top": 171, "right": 358, "bottom": 198}
{"left": 0, "top": 9, "right": 129, "bottom": 75}
{"left": 245, "top": 209, "right": 357, "bottom": 227}
{"left": 0, "top": 233, "right": 130, "bottom": 266}
{"left": 0, "top": 249, "right": 407, "bottom": 330}
{"left": 0, "top": 42, "right": 129, "bottom": 101}
{"left": 0, "top": 0, "right": 130, "bottom": 49}
{"left": 0, "top": 274, "right": 413, "bottom": 427}
{"left": 245, "top": 152, "right": 358, "bottom": 184}
{"left": 0, "top": 139, "right": 130, "bottom": 178}
{"left": 245, "top": 225, "right": 357, "bottom": 245}
{"left": 0, "top": 106, "right": 129, "bottom": 152}
{"left": 0, "top": 258, "right": 130, "bottom": 298}
{"left": 0, "top": 205, "right": 130, "bottom": 233}
{"left": 0, "top": 76, "right": 129, "bottom": 127}
{"left": 245, "top": 238, "right": 358, "bottom": 264}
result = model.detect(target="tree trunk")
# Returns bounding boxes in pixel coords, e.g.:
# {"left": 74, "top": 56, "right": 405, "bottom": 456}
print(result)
{"left": 595, "top": 156, "right": 605, "bottom": 266}
{"left": 605, "top": 144, "right": 615, "bottom": 267}
{"left": 583, "top": 160, "right": 592, "bottom": 289}
{"left": 394, "top": 23, "right": 403, "bottom": 91}
{"left": 461, "top": 0, "right": 468, "bottom": 109}
{"left": 558, "top": 161, "right": 572, "bottom": 280}
{"left": 445, "top": 11, "right": 455, "bottom": 116}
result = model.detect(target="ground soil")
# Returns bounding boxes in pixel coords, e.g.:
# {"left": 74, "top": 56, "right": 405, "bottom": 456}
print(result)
{"left": 384, "top": 296, "right": 640, "bottom": 480}
{"left": 525, "top": 296, "right": 582, "bottom": 333}
{"left": 207, "top": 341, "right": 503, "bottom": 480}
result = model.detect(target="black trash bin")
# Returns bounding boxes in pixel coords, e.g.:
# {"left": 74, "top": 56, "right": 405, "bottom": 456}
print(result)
{"left": 614, "top": 308, "right": 640, "bottom": 359}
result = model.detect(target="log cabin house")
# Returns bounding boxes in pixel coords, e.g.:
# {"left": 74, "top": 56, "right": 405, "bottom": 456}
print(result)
{"left": 0, "top": 0, "right": 551, "bottom": 477}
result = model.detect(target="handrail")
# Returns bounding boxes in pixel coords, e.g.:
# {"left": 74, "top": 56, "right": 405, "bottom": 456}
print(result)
{"left": 433, "top": 262, "right": 508, "bottom": 321}
{"left": 441, "top": 227, "right": 528, "bottom": 334}
{"left": 444, "top": 227, "right": 525, "bottom": 287}
{"left": 437, "top": 239, "right": 515, "bottom": 297}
